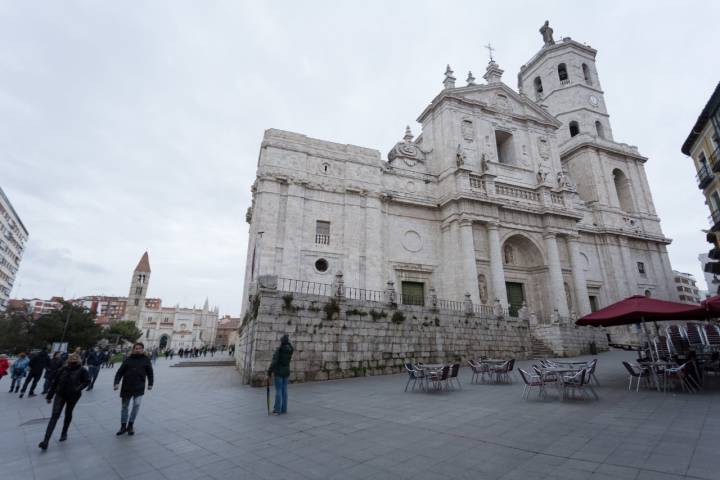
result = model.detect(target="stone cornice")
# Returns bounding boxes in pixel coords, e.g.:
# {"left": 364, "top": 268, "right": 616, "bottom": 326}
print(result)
{"left": 559, "top": 133, "right": 647, "bottom": 162}
{"left": 417, "top": 84, "right": 561, "bottom": 129}
{"left": 520, "top": 39, "right": 598, "bottom": 75}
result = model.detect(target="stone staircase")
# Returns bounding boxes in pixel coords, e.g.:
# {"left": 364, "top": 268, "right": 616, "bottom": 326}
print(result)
{"left": 529, "top": 337, "right": 555, "bottom": 359}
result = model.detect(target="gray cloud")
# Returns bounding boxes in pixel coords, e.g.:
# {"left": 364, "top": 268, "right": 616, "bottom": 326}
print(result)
{"left": 2, "top": 1, "right": 719, "bottom": 313}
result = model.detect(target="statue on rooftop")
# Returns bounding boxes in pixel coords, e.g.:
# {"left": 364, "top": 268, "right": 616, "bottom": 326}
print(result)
{"left": 540, "top": 20, "right": 555, "bottom": 47}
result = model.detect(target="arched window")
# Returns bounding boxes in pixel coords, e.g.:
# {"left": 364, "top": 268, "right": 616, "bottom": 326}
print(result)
{"left": 558, "top": 63, "right": 568, "bottom": 82}
{"left": 569, "top": 121, "right": 580, "bottom": 137}
{"left": 582, "top": 63, "right": 592, "bottom": 85}
{"left": 595, "top": 121, "right": 604, "bottom": 139}
{"left": 613, "top": 168, "right": 634, "bottom": 212}
{"left": 533, "top": 76, "right": 543, "bottom": 94}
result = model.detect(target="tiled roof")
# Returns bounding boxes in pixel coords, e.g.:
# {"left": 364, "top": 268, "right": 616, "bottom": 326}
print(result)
{"left": 134, "top": 251, "right": 151, "bottom": 273}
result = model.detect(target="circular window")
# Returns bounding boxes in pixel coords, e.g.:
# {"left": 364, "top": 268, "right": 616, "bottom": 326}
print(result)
{"left": 315, "top": 258, "right": 329, "bottom": 272}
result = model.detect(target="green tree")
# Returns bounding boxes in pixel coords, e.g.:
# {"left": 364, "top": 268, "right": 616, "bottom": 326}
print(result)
{"left": 30, "top": 302, "right": 102, "bottom": 350}
{"left": 0, "top": 308, "right": 32, "bottom": 353}
{"left": 106, "top": 320, "right": 142, "bottom": 343}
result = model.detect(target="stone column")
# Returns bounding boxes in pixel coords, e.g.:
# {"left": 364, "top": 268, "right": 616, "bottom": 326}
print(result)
{"left": 618, "top": 236, "right": 638, "bottom": 295}
{"left": 543, "top": 232, "right": 569, "bottom": 318}
{"left": 281, "top": 182, "right": 305, "bottom": 280}
{"left": 364, "top": 195, "right": 384, "bottom": 292}
{"left": 567, "top": 235, "right": 592, "bottom": 316}
{"left": 459, "top": 219, "right": 480, "bottom": 304}
{"left": 487, "top": 223, "right": 508, "bottom": 309}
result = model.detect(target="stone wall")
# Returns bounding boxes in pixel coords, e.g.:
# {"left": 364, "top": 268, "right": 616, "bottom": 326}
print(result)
{"left": 236, "top": 285, "right": 608, "bottom": 386}
{"left": 532, "top": 323, "right": 609, "bottom": 357}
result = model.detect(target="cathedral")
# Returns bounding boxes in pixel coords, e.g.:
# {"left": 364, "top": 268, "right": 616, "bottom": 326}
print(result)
{"left": 124, "top": 252, "right": 219, "bottom": 350}
{"left": 241, "top": 22, "right": 676, "bottom": 323}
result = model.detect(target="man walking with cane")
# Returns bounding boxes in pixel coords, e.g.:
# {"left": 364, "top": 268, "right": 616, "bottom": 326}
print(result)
{"left": 114, "top": 342, "right": 153, "bottom": 436}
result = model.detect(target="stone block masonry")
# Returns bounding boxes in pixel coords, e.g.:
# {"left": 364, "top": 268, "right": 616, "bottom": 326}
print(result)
{"left": 236, "top": 280, "right": 608, "bottom": 386}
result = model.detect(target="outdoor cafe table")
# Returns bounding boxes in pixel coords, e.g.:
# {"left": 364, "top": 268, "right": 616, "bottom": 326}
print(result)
{"left": 540, "top": 366, "right": 583, "bottom": 399}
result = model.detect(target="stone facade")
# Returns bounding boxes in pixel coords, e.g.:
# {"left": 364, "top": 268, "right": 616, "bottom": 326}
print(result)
{"left": 236, "top": 278, "right": 608, "bottom": 386}
{"left": 238, "top": 24, "right": 674, "bottom": 382}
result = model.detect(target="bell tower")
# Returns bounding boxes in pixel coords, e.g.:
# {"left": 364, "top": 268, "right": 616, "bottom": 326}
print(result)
{"left": 125, "top": 251, "right": 151, "bottom": 328}
{"left": 518, "top": 22, "right": 613, "bottom": 145}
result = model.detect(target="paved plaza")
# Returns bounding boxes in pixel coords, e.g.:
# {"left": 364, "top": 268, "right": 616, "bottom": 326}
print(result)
{"left": 1, "top": 350, "right": 720, "bottom": 480}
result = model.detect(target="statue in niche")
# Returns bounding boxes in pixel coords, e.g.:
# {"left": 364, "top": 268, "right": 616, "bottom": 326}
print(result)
{"left": 480, "top": 153, "right": 488, "bottom": 172}
{"left": 456, "top": 144, "right": 466, "bottom": 167}
{"left": 556, "top": 169, "right": 576, "bottom": 190}
{"left": 536, "top": 166, "right": 550, "bottom": 184}
{"left": 503, "top": 244, "right": 514, "bottom": 265}
{"left": 540, "top": 20, "right": 555, "bottom": 46}
{"left": 478, "top": 274, "right": 488, "bottom": 304}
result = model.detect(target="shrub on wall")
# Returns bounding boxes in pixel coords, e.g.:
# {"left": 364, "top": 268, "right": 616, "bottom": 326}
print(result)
{"left": 323, "top": 298, "right": 340, "bottom": 321}
{"left": 369, "top": 309, "right": 387, "bottom": 322}
{"left": 391, "top": 311, "right": 406, "bottom": 324}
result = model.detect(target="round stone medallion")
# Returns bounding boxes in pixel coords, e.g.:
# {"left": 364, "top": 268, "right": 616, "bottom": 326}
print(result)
{"left": 402, "top": 230, "right": 422, "bottom": 252}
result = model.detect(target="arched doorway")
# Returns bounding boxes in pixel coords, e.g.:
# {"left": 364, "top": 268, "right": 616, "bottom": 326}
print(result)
{"left": 159, "top": 334, "right": 169, "bottom": 350}
{"left": 502, "top": 234, "right": 545, "bottom": 318}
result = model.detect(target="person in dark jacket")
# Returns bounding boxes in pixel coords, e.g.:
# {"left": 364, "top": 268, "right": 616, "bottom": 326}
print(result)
{"left": 267, "top": 334, "right": 294, "bottom": 415}
{"left": 41, "top": 352, "right": 64, "bottom": 395}
{"left": 85, "top": 347, "right": 102, "bottom": 390}
{"left": 38, "top": 353, "right": 90, "bottom": 450}
{"left": 113, "top": 342, "right": 153, "bottom": 436}
{"left": 20, "top": 348, "right": 50, "bottom": 398}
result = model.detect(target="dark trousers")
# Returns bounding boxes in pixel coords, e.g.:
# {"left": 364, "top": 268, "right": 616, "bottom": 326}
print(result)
{"left": 87, "top": 365, "right": 100, "bottom": 388}
{"left": 41, "top": 375, "right": 55, "bottom": 394}
{"left": 43, "top": 395, "right": 79, "bottom": 441}
{"left": 20, "top": 371, "right": 42, "bottom": 394}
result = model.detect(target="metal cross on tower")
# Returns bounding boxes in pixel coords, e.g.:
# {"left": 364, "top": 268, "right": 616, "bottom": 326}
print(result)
{"left": 484, "top": 43, "right": 495, "bottom": 62}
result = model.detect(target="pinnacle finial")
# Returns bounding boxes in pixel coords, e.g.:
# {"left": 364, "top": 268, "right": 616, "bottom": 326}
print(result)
{"left": 403, "top": 125, "right": 414, "bottom": 142}
{"left": 466, "top": 71, "right": 476, "bottom": 86}
{"left": 443, "top": 64, "right": 456, "bottom": 89}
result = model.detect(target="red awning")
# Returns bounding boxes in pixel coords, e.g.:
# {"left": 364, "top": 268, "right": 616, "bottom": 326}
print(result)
{"left": 701, "top": 295, "right": 720, "bottom": 315}
{"left": 575, "top": 295, "right": 704, "bottom": 327}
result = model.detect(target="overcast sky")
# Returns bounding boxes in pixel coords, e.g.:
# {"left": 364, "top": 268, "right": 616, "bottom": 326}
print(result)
{"left": 2, "top": 1, "right": 718, "bottom": 315}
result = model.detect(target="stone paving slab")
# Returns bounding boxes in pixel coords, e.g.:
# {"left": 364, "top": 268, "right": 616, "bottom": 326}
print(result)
{"left": 1, "top": 350, "right": 719, "bottom": 479}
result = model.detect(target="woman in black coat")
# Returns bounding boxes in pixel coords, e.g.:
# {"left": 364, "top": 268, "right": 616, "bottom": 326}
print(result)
{"left": 113, "top": 342, "right": 154, "bottom": 436}
{"left": 39, "top": 353, "right": 90, "bottom": 450}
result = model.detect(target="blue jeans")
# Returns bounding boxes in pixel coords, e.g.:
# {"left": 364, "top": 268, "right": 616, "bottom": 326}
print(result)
{"left": 121, "top": 395, "right": 143, "bottom": 423}
{"left": 273, "top": 376, "right": 288, "bottom": 413}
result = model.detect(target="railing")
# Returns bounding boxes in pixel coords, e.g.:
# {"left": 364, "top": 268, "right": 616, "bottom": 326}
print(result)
{"left": 711, "top": 147, "right": 720, "bottom": 173}
{"left": 344, "top": 287, "right": 384, "bottom": 303}
{"left": 469, "top": 175, "right": 484, "bottom": 191}
{"left": 273, "top": 278, "right": 499, "bottom": 317}
{"left": 277, "top": 278, "right": 334, "bottom": 297}
{"left": 550, "top": 193, "right": 563, "bottom": 205}
{"left": 495, "top": 184, "right": 540, "bottom": 202}
{"left": 697, "top": 165, "right": 713, "bottom": 189}
{"left": 708, "top": 209, "right": 720, "bottom": 228}
{"left": 560, "top": 78, "right": 570, "bottom": 86}
{"left": 315, "top": 234, "right": 330, "bottom": 245}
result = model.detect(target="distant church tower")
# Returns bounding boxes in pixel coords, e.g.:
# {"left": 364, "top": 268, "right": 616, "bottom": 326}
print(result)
{"left": 125, "top": 252, "right": 151, "bottom": 327}
{"left": 518, "top": 22, "right": 675, "bottom": 299}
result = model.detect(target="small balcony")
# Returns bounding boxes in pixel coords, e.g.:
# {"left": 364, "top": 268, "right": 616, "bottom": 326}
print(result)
{"left": 315, "top": 234, "right": 330, "bottom": 245}
{"left": 697, "top": 165, "right": 713, "bottom": 189}
{"left": 711, "top": 148, "right": 720, "bottom": 173}
{"left": 708, "top": 209, "right": 720, "bottom": 229}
